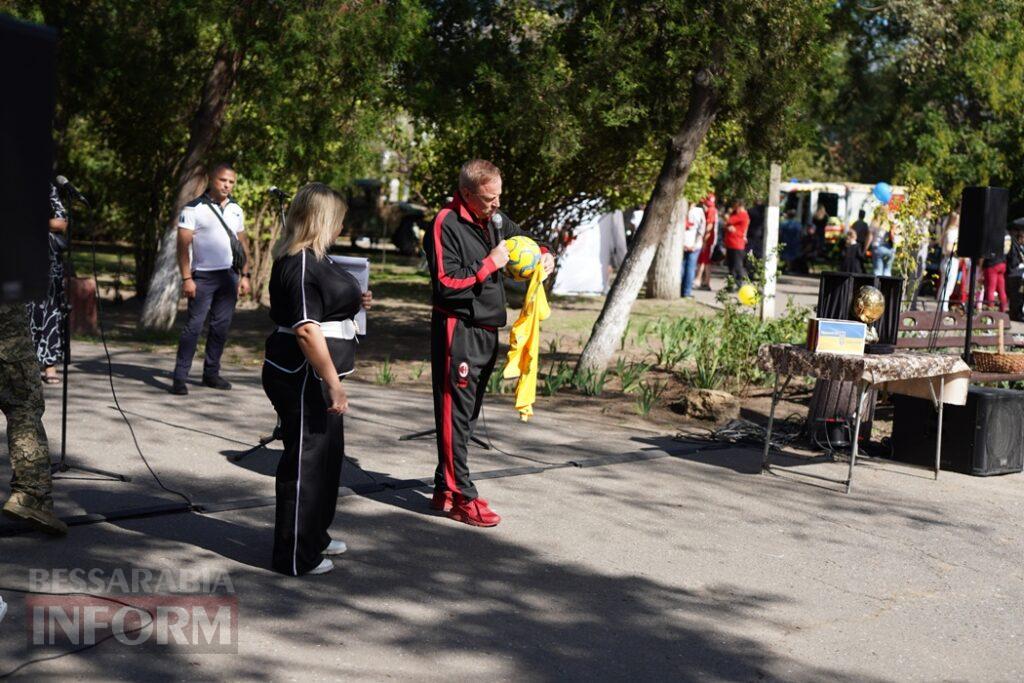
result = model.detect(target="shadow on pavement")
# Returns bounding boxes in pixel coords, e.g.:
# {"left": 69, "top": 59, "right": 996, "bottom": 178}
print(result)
{"left": 0, "top": 499, "right": 891, "bottom": 682}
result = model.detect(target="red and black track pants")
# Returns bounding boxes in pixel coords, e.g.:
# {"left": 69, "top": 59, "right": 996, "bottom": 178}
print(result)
{"left": 431, "top": 310, "right": 497, "bottom": 502}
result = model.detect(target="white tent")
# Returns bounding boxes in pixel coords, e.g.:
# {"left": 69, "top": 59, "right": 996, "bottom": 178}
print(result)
{"left": 552, "top": 211, "right": 628, "bottom": 296}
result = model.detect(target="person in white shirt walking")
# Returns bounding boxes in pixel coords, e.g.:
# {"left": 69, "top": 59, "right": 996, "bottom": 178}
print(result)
{"left": 171, "top": 163, "right": 252, "bottom": 395}
{"left": 680, "top": 200, "right": 706, "bottom": 298}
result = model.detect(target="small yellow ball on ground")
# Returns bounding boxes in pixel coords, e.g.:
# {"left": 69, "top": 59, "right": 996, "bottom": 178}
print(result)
{"left": 737, "top": 284, "right": 759, "bottom": 306}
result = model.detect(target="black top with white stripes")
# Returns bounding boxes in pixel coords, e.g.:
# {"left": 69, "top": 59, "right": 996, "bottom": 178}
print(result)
{"left": 265, "top": 249, "right": 362, "bottom": 377}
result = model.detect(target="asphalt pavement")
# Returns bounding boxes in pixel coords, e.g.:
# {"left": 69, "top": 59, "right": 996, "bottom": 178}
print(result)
{"left": 0, "top": 338, "right": 1021, "bottom": 681}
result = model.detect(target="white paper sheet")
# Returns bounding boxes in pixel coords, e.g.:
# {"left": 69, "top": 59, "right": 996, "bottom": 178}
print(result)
{"left": 329, "top": 255, "right": 369, "bottom": 335}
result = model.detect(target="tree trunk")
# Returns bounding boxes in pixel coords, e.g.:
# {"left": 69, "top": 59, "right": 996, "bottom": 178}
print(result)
{"left": 140, "top": 42, "right": 244, "bottom": 330}
{"left": 576, "top": 70, "right": 719, "bottom": 375}
{"left": 646, "top": 197, "right": 687, "bottom": 298}
{"left": 248, "top": 198, "right": 284, "bottom": 307}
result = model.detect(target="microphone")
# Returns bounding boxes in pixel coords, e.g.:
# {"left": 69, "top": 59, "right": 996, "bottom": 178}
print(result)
{"left": 268, "top": 186, "right": 291, "bottom": 200}
{"left": 491, "top": 213, "right": 504, "bottom": 242}
{"left": 55, "top": 175, "right": 89, "bottom": 206}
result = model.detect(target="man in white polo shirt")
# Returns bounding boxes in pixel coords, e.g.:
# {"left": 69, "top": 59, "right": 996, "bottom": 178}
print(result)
{"left": 171, "top": 162, "right": 251, "bottom": 395}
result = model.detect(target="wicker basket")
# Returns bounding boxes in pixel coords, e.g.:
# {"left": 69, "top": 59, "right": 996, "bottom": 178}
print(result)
{"left": 972, "top": 350, "right": 1024, "bottom": 374}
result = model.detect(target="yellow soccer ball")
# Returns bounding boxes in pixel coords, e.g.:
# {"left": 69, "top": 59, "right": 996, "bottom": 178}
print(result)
{"left": 737, "top": 284, "right": 759, "bottom": 306}
{"left": 504, "top": 235, "right": 542, "bottom": 282}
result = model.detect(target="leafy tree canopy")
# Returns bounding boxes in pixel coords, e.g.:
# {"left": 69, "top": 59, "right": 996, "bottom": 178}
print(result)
{"left": 804, "top": 0, "right": 1024, "bottom": 211}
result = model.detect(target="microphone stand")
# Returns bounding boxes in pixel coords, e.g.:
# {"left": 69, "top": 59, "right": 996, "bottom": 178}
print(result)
{"left": 398, "top": 427, "right": 491, "bottom": 450}
{"left": 963, "top": 257, "right": 979, "bottom": 366}
{"left": 51, "top": 188, "right": 130, "bottom": 481}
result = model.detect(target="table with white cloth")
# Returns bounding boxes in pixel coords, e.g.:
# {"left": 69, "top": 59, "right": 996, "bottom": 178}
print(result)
{"left": 757, "top": 344, "right": 972, "bottom": 493}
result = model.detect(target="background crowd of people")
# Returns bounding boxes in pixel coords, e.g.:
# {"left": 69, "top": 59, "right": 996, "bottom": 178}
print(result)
{"left": 677, "top": 194, "right": 752, "bottom": 296}
{"left": 775, "top": 200, "right": 1024, "bottom": 319}
{"left": 670, "top": 191, "right": 1024, "bottom": 320}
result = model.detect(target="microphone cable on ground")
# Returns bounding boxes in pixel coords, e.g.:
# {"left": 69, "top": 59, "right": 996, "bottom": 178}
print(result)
{"left": 478, "top": 403, "right": 560, "bottom": 466}
{"left": 87, "top": 237, "right": 194, "bottom": 509}
{"left": 678, "top": 414, "right": 806, "bottom": 451}
{"left": 0, "top": 585, "right": 155, "bottom": 679}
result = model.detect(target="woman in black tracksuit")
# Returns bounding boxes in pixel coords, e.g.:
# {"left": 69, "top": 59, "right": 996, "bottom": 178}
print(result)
{"left": 262, "top": 183, "right": 372, "bottom": 576}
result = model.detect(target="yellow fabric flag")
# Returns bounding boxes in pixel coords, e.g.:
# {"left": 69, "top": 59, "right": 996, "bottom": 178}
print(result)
{"left": 502, "top": 267, "right": 551, "bottom": 421}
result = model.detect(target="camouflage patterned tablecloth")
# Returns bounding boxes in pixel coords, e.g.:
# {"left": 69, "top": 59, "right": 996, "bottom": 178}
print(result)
{"left": 757, "top": 344, "right": 971, "bottom": 386}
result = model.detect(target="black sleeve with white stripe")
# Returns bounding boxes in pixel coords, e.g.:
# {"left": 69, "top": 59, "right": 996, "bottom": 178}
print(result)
{"left": 278, "top": 250, "right": 324, "bottom": 328}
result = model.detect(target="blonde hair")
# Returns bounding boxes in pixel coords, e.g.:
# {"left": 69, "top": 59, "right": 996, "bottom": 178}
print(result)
{"left": 272, "top": 183, "right": 346, "bottom": 261}
{"left": 458, "top": 159, "right": 501, "bottom": 192}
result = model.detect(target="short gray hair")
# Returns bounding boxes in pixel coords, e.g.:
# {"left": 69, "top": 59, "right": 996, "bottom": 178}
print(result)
{"left": 458, "top": 159, "right": 501, "bottom": 191}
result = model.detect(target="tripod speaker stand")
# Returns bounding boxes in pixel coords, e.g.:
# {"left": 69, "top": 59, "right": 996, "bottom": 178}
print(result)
{"left": 231, "top": 422, "right": 283, "bottom": 462}
{"left": 398, "top": 427, "right": 490, "bottom": 449}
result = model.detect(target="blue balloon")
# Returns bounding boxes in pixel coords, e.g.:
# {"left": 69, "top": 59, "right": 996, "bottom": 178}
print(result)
{"left": 873, "top": 182, "right": 893, "bottom": 204}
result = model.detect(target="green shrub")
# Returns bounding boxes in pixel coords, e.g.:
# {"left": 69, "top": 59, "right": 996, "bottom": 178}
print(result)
{"left": 411, "top": 362, "right": 426, "bottom": 381}
{"left": 541, "top": 360, "right": 573, "bottom": 396}
{"left": 636, "top": 379, "right": 666, "bottom": 416}
{"left": 615, "top": 358, "right": 652, "bottom": 394}
{"left": 686, "top": 298, "right": 809, "bottom": 391}
{"left": 574, "top": 367, "right": 609, "bottom": 396}
{"left": 375, "top": 357, "right": 395, "bottom": 385}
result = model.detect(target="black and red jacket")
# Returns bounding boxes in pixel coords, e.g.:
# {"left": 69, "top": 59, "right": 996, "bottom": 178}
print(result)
{"left": 426, "top": 192, "right": 540, "bottom": 328}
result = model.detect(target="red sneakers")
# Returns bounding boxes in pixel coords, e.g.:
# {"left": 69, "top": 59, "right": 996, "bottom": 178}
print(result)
{"left": 448, "top": 497, "right": 501, "bottom": 527}
{"left": 429, "top": 489, "right": 453, "bottom": 512}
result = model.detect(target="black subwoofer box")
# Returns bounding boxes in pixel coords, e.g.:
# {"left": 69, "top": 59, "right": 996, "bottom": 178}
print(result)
{"left": 891, "top": 387, "right": 1024, "bottom": 476}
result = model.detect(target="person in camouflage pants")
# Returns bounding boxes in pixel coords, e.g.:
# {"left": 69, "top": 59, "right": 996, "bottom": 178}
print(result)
{"left": 0, "top": 303, "right": 66, "bottom": 534}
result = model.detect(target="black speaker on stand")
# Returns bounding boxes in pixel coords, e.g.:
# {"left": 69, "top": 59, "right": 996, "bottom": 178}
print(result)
{"left": 958, "top": 186, "right": 1009, "bottom": 364}
{"left": 0, "top": 16, "right": 55, "bottom": 302}
{"left": 958, "top": 187, "right": 1009, "bottom": 260}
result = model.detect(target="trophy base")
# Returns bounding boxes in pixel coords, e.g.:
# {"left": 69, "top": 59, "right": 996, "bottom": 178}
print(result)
{"left": 865, "top": 343, "right": 895, "bottom": 355}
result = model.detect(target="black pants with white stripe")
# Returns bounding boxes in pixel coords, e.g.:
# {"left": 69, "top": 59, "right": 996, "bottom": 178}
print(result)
{"left": 431, "top": 311, "right": 498, "bottom": 502}
{"left": 263, "top": 363, "right": 344, "bottom": 576}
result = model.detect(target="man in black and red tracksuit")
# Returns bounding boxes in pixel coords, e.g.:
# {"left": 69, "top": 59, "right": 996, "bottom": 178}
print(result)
{"left": 425, "top": 159, "right": 553, "bottom": 527}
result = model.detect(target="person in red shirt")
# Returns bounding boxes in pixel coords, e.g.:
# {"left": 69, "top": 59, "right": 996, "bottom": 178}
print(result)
{"left": 725, "top": 198, "right": 750, "bottom": 286}
{"left": 695, "top": 194, "right": 718, "bottom": 291}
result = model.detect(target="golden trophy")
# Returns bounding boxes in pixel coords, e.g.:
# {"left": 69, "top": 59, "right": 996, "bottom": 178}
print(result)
{"left": 852, "top": 285, "right": 886, "bottom": 349}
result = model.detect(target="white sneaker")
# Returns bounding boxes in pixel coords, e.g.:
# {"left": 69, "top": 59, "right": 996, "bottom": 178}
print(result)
{"left": 324, "top": 539, "right": 348, "bottom": 556}
{"left": 0, "top": 595, "right": 7, "bottom": 624}
{"left": 307, "top": 558, "right": 334, "bottom": 575}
